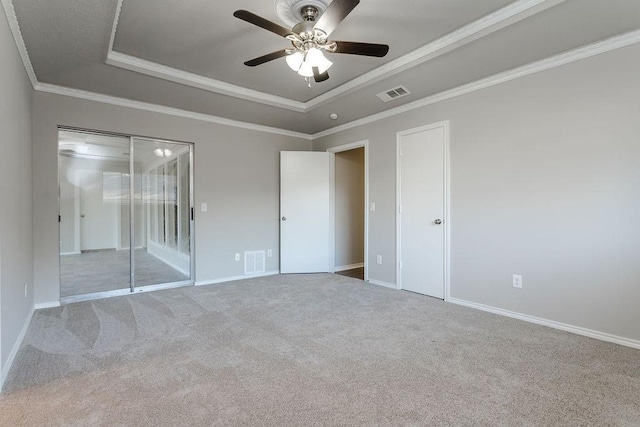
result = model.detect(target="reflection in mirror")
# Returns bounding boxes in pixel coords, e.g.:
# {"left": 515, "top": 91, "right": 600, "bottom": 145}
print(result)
{"left": 133, "top": 138, "right": 191, "bottom": 288}
{"left": 58, "top": 130, "right": 193, "bottom": 300}
{"left": 58, "top": 130, "right": 131, "bottom": 297}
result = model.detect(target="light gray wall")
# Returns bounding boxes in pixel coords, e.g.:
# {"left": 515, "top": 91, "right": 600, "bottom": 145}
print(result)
{"left": 32, "top": 92, "right": 311, "bottom": 305}
{"left": 0, "top": 8, "right": 33, "bottom": 382}
{"left": 314, "top": 44, "right": 640, "bottom": 342}
{"left": 335, "top": 148, "right": 365, "bottom": 268}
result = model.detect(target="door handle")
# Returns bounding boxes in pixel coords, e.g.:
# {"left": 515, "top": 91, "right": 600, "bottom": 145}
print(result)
{"left": 434, "top": 219, "right": 442, "bottom": 225}
{"left": 281, "top": 216, "right": 286, "bottom": 221}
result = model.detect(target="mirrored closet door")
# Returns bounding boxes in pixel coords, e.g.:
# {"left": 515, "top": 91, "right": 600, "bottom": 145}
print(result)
{"left": 58, "top": 129, "right": 194, "bottom": 303}
{"left": 132, "top": 138, "right": 193, "bottom": 289}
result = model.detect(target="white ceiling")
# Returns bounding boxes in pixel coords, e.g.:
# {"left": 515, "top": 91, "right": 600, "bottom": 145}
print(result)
{"left": 10, "top": 0, "right": 640, "bottom": 134}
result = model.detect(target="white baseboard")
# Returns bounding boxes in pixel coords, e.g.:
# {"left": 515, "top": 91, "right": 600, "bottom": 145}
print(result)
{"left": 1, "top": 305, "right": 35, "bottom": 391}
{"left": 448, "top": 297, "right": 640, "bottom": 350}
{"left": 195, "top": 270, "right": 280, "bottom": 286}
{"left": 335, "top": 262, "right": 365, "bottom": 272}
{"left": 366, "top": 279, "right": 398, "bottom": 290}
{"left": 34, "top": 301, "right": 61, "bottom": 310}
{"left": 60, "top": 252, "right": 81, "bottom": 256}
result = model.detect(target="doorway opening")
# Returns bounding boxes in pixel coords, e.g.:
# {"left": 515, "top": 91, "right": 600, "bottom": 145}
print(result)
{"left": 328, "top": 141, "right": 368, "bottom": 282}
{"left": 58, "top": 128, "right": 195, "bottom": 303}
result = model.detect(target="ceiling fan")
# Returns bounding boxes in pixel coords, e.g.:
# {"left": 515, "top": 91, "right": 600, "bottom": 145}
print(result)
{"left": 233, "top": 0, "right": 389, "bottom": 83}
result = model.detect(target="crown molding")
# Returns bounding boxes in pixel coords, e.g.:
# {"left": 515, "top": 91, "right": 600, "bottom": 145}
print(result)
{"left": 107, "top": 0, "right": 123, "bottom": 54}
{"left": 106, "top": 0, "right": 305, "bottom": 113}
{"left": 1, "top": 0, "right": 37, "bottom": 87}
{"left": 28, "top": 28, "right": 640, "bottom": 143}
{"left": 106, "top": 0, "right": 564, "bottom": 113}
{"left": 34, "top": 83, "right": 313, "bottom": 140}
{"left": 7, "top": 0, "right": 639, "bottom": 142}
{"left": 305, "top": 0, "right": 566, "bottom": 110}
{"left": 312, "top": 29, "right": 640, "bottom": 140}
{"left": 105, "top": 51, "right": 307, "bottom": 112}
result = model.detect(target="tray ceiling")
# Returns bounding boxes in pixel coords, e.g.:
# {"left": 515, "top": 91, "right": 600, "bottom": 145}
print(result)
{"left": 9, "top": 0, "right": 640, "bottom": 134}
{"left": 112, "top": 0, "right": 513, "bottom": 102}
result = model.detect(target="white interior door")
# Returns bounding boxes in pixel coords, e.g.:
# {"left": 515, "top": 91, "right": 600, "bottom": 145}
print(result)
{"left": 398, "top": 124, "right": 446, "bottom": 298}
{"left": 280, "top": 151, "right": 333, "bottom": 274}
{"left": 79, "top": 169, "right": 118, "bottom": 251}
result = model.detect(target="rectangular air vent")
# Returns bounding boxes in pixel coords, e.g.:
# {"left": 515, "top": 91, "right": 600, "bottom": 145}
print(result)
{"left": 376, "top": 85, "right": 411, "bottom": 102}
{"left": 244, "top": 250, "right": 266, "bottom": 275}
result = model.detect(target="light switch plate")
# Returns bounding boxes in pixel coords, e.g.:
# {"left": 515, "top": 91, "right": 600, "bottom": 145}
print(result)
{"left": 370, "top": 202, "right": 376, "bottom": 212}
{"left": 201, "top": 203, "right": 208, "bottom": 212}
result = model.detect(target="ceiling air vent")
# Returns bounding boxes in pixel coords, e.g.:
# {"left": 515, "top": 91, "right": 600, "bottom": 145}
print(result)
{"left": 376, "top": 85, "right": 411, "bottom": 102}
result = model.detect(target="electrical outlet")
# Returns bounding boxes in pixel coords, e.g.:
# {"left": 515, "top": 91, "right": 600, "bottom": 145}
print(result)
{"left": 24, "top": 281, "right": 28, "bottom": 298}
{"left": 512, "top": 274, "right": 523, "bottom": 289}
{"left": 235, "top": 253, "right": 240, "bottom": 262}
{"left": 267, "top": 249, "right": 272, "bottom": 258}
{"left": 376, "top": 255, "right": 383, "bottom": 265}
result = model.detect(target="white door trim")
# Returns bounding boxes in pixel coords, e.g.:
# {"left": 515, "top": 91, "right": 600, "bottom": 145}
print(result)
{"left": 396, "top": 121, "right": 451, "bottom": 300}
{"left": 327, "top": 140, "right": 369, "bottom": 282}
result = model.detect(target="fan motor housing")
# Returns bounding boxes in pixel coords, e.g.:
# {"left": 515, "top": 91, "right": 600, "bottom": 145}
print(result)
{"left": 300, "top": 5, "right": 319, "bottom": 21}
{"left": 274, "top": 0, "right": 330, "bottom": 28}
{"left": 292, "top": 20, "right": 316, "bottom": 36}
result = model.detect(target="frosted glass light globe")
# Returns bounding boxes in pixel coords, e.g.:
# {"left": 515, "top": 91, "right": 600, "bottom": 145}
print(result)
{"left": 286, "top": 51, "right": 304, "bottom": 71}
{"left": 305, "top": 48, "right": 332, "bottom": 73}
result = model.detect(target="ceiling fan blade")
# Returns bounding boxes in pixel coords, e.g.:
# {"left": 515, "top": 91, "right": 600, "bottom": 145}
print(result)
{"left": 313, "top": 67, "right": 330, "bottom": 83}
{"left": 244, "top": 50, "right": 288, "bottom": 67}
{"left": 314, "top": 0, "right": 360, "bottom": 36}
{"left": 333, "top": 41, "right": 389, "bottom": 57}
{"left": 233, "top": 10, "right": 292, "bottom": 38}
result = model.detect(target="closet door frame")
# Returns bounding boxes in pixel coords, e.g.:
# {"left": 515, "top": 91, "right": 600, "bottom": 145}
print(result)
{"left": 58, "top": 126, "right": 195, "bottom": 305}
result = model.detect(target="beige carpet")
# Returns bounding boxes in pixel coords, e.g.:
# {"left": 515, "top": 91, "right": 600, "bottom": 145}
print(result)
{"left": 1, "top": 274, "right": 639, "bottom": 425}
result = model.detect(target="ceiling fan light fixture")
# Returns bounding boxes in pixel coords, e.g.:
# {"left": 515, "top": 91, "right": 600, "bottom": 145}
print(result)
{"left": 236, "top": 0, "right": 389, "bottom": 83}
{"left": 297, "top": 60, "right": 315, "bottom": 77}
{"left": 306, "top": 47, "right": 332, "bottom": 73}
{"left": 296, "top": 48, "right": 332, "bottom": 77}
{"left": 286, "top": 51, "right": 304, "bottom": 71}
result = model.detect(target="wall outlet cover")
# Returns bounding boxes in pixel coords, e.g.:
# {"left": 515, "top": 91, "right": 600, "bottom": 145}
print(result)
{"left": 513, "top": 274, "right": 523, "bottom": 288}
